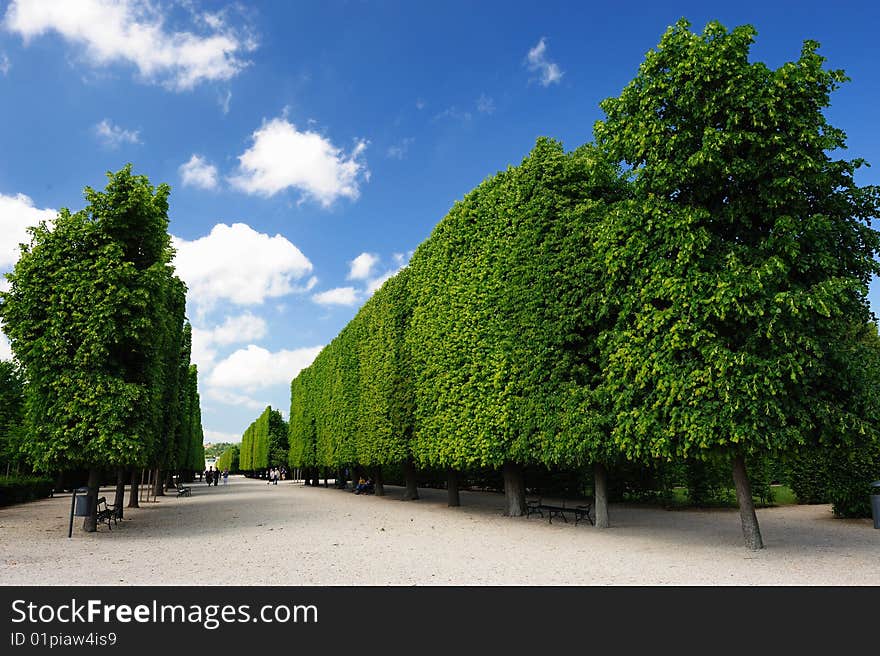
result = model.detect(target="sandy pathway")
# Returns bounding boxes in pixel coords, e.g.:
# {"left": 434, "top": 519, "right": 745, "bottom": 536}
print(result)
{"left": 1, "top": 475, "right": 877, "bottom": 585}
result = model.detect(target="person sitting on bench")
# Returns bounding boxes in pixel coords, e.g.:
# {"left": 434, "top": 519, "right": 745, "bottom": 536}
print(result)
{"left": 354, "top": 477, "right": 373, "bottom": 495}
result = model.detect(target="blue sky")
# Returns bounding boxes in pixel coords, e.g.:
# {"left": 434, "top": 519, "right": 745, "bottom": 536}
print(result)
{"left": 1, "top": 0, "right": 879, "bottom": 445}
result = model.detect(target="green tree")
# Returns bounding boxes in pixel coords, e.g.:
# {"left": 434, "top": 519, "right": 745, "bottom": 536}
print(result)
{"left": 217, "top": 444, "right": 240, "bottom": 472}
{"left": 592, "top": 20, "right": 880, "bottom": 548}
{"left": 288, "top": 370, "right": 317, "bottom": 477}
{"left": 0, "top": 165, "right": 188, "bottom": 531}
{"left": 267, "top": 408, "right": 288, "bottom": 468}
{"left": 406, "top": 139, "right": 623, "bottom": 514}
{"left": 0, "top": 360, "right": 26, "bottom": 474}
{"left": 356, "top": 269, "right": 415, "bottom": 496}
{"left": 252, "top": 406, "right": 270, "bottom": 472}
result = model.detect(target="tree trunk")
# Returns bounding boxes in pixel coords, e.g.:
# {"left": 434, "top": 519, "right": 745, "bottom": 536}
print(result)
{"left": 128, "top": 468, "right": 140, "bottom": 508}
{"left": 311, "top": 467, "right": 320, "bottom": 487}
{"left": 323, "top": 469, "right": 328, "bottom": 487}
{"left": 502, "top": 462, "right": 525, "bottom": 517}
{"left": 153, "top": 468, "right": 165, "bottom": 496}
{"left": 82, "top": 467, "right": 99, "bottom": 533}
{"left": 114, "top": 468, "right": 126, "bottom": 520}
{"left": 447, "top": 469, "right": 460, "bottom": 507}
{"left": 594, "top": 461, "right": 609, "bottom": 529}
{"left": 732, "top": 454, "right": 764, "bottom": 550}
{"left": 402, "top": 459, "right": 419, "bottom": 500}
{"left": 373, "top": 467, "right": 384, "bottom": 497}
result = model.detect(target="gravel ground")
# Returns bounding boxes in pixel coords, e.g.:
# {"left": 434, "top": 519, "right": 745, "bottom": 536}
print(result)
{"left": 1, "top": 474, "right": 877, "bottom": 585}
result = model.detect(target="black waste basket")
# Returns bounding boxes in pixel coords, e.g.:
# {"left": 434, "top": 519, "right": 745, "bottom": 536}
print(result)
{"left": 871, "top": 481, "right": 880, "bottom": 529}
{"left": 73, "top": 487, "right": 90, "bottom": 516}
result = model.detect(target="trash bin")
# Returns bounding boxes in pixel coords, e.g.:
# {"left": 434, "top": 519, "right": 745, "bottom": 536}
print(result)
{"left": 872, "top": 482, "right": 880, "bottom": 530}
{"left": 73, "top": 487, "right": 90, "bottom": 516}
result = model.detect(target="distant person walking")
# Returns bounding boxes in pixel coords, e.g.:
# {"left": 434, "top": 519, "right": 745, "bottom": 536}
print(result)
{"left": 222, "top": 470, "right": 229, "bottom": 486}
{"left": 213, "top": 469, "right": 219, "bottom": 486}
{"left": 272, "top": 468, "right": 279, "bottom": 485}
{"left": 206, "top": 468, "right": 213, "bottom": 486}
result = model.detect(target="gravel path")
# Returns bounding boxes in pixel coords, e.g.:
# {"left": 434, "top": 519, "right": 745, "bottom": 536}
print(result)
{"left": 1, "top": 475, "right": 877, "bottom": 585}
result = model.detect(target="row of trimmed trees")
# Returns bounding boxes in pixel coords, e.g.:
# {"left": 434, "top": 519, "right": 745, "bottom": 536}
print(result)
{"left": 0, "top": 165, "right": 205, "bottom": 531}
{"left": 287, "top": 20, "right": 880, "bottom": 549}
{"left": 239, "top": 406, "right": 288, "bottom": 476}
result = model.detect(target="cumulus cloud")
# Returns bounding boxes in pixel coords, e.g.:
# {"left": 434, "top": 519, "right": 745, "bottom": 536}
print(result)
{"left": 526, "top": 37, "right": 563, "bottom": 86}
{"left": 196, "top": 312, "right": 267, "bottom": 346}
{"left": 202, "top": 429, "right": 240, "bottom": 444}
{"left": 3, "top": 0, "right": 255, "bottom": 90}
{"left": 172, "top": 222, "right": 313, "bottom": 313}
{"left": 179, "top": 154, "right": 218, "bottom": 190}
{"left": 94, "top": 118, "right": 140, "bottom": 148}
{"left": 203, "top": 387, "right": 266, "bottom": 411}
{"left": 312, "top": 286, "right": 359, "bottom": 307}
{"left": 208, "top": 344, "right": 323, "bottom": 391}
{"left": 0, "top": 191, "right": 56, "bottom": 270}
{"left": 229, "top": 117, "right": 369, "bottom": 206}
{"left": 348, "top": 252, "right": 378, "bottom": 281}
{"left": 190, "top": 311, "right": 268, "bottom": 373}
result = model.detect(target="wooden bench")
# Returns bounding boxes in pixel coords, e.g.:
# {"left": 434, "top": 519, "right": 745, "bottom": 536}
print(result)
{"left": 527, "top": 498, "right": 593, "bottom": 526}
{"left": 95, "top": 497, "right": 121, "bottom": 530}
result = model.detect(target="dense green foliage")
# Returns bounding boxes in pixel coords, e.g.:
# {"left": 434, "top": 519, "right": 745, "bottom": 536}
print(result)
{"left": 0, "top": 165, "right": 206, "bottom": 482}
{"left": 592, "top": 20, "right": 880, "bottom": 468}
{"left": 239, "top": 406, "right": 288, "bottom": 474}
{"left": 0, "top": 474, "right": 54, "bottom": 506}
{"left": 205, "top": 442, "right": 235, "bottom": 459}
{"left": 267, "top": 408, "right": 288, "bottom": 468}
{"left": 0, "top": 360, "right": 25, "bottom": 471}
{"left": 216, "top": 444, "right": 239, "bottom": 472}
{"left": 285, "top": 20, "right": 879, "bottom": 519}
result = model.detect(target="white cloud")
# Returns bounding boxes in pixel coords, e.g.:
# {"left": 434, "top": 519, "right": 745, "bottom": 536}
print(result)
{"left": 415, "top": 98, "right": 425, "bottom": 110}
{"left": 200, "top": 312, "right": 267, "bottom": 346}
{"left": 477, "top": 93, "right": 495, "bottom": 114}
{"left": 0, "top": 192, "right": 56, "bottom": 270}
{"left": 348, "top": 252, "right": 378, "bottom": 280}
{"left": 229, "top": 117, "right": 369, "bottom": 206}
{"left": 386, "top": 137, "right": 414, "bottom": 160}
{"left": 526, "top": 37, "right": 563, "bottom": 87}
{"left": 365, "top": 270, "right": 396, "bottom": 295}
{"left": 208, "top": 344, "right": 323, "bottom": 391}
{"left": 203, "top": 387, "right": 266, "bottom": 411}
{"left": 190, "top": 333, "right": 218, "bottom": 374}
{"left": 3, "top": 0, "right": 254, "bottom": 90}
{"left": 312, "top": 286, "right": 359, "bottom": 307}
{"left": 0, "top": 52, "right": 9, "bottom": 75}
{"left": 179, "top": 154, "right": 218, "bottom": 190}
{"left": 172, "top": 222, "right": 313, "bottom": 313}
{"left": 94, "top": 118, "right": 140, "bottom": 148}
{"left": 190, "top": 311, "right": 268, "bottom": 374}
{"left": 203, "top": 429, "right": 240, "bottom": 444}
{"left": 204, "top": 428, "right": 241, "bottom": 444}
